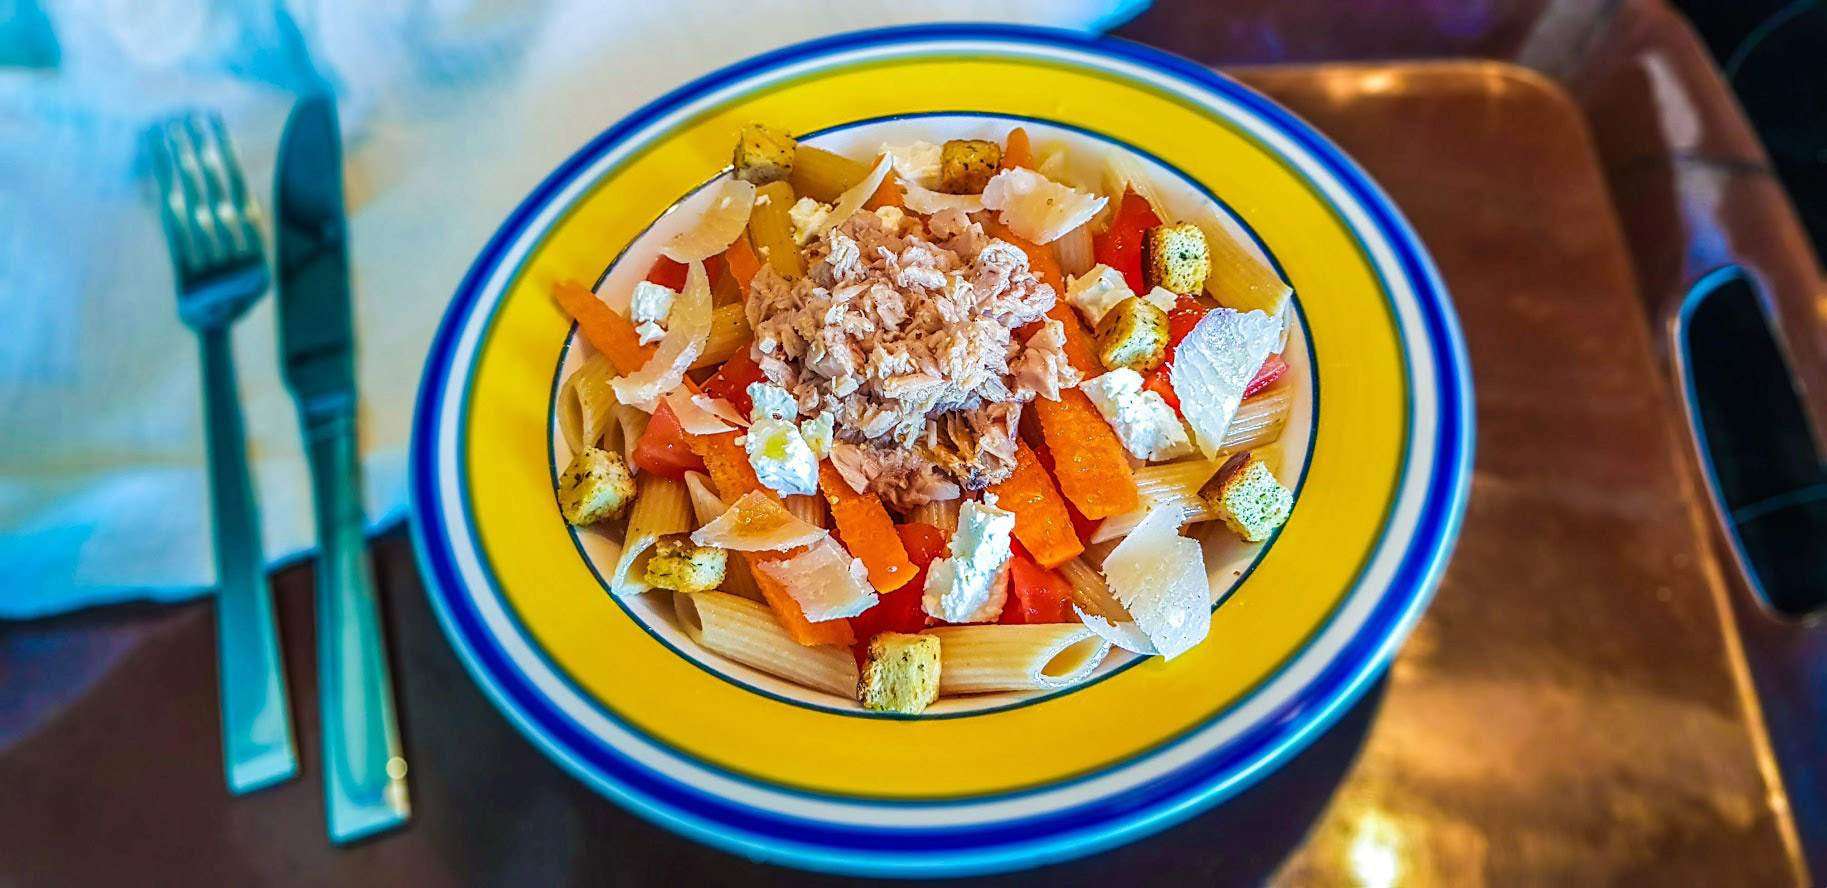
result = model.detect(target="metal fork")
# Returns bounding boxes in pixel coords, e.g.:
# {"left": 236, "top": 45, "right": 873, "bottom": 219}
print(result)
{"left": 147, "top": 113, "right": 299, "bottom": 793}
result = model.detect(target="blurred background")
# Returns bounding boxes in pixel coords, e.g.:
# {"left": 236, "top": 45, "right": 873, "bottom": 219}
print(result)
{"left": 3, "top": 0, "right": 1823, "bottom": 884}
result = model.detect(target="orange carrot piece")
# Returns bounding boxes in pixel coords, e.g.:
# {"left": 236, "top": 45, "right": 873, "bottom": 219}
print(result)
{"left": 819, "top": 463, "right": 917, "bottom": 592}
{"left": 724, "top": 235, "right": 762, "bottom": 297}
{"left": 687, "top": 430, "right": 773, "bottom": 504}
{"left": 553, "top": 279, "right": 654, "bottom": 375}
{"left": 748, "top": 553, "right": 856, "bottom": 646}
{"left": 987, "top": 441, "right": 1085, "bottom": 568}
{"left": 1030, "top": 391, "right": 1139, "bottom": 520}
{"left": 981, "top": 218, "right": 1062, "bottom": 292}
{"left": 863, "top": 154, "right": 904, "bottom": 211}
{"left": 1000, "top": 127, "right": 1031, "bottom": 170}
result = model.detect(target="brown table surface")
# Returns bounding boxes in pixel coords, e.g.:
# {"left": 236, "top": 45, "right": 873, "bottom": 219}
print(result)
{"left": 0, "top": 61, "right": 1804, "bottom": 887}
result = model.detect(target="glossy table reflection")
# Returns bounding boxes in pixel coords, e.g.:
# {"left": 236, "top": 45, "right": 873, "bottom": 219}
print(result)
{"left": 0, "top": 52, "right": 1808, "bottom": 888}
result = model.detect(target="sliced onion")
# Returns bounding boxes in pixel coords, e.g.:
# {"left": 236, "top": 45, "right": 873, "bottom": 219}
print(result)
{"left": 610, "top": 259, "right": 711, "bottom": 412}
{"left": 980, "top": 167, "right": 1108, "bottom": 245}
{"left": 819, "top": 154, "right": 894, "bottom": 237}
{"left": 691, "top": 490, "right": 827, "bottom": 552}
{"left": 664, "top": 388, "right": 734, "bottom": 435}
{"left": 901, "top": 179, "right": 984, "bottom": 215}
{"left": 752, "top": 536, "right": 878, "bottom": 621}
{"left": 661, "top": 178, "right": 756, "bottom": 263}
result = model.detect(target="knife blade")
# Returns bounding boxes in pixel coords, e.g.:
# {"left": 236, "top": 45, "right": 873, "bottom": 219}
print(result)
{"left": 275, "top": 92, "right": 411, "bottom": 843}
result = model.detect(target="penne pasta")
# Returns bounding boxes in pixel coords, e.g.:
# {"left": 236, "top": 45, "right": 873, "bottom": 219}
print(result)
{"left": 557, "top": 353, "right": 621, "bottom": 455}
{"left": 612, "top": 403, "right": 651, "bottom": 469}
{"left": 1092, "top": 458, "right": 1225, "bottom": 543}
{"left": 784, "top": 493, "right": 829, "bottom": 529}
{"left": 689, "top": 303, "right": 753, "bottom": 370}
{"left": 674, "top": 591, "right": 859, "bottom": 697}
{"left": 925, "top": 624, "right": 1112, "bottom": 694}
{"left": 790, "top": 144, "right": 871, "bottom": 203}
{"left": 1221, "top": 385, "right": 1294, "bottom": 454}
{"left": 683, "top": 471, "right": 765, "bottom": 602}
{"left": 609, "top": 474, "right": 691, "bottom": 595}
{"left": 1058, "top": 556, "right": 1132, "bottom": 622}
{"left": 1053, "top": 222, "right": 1095, "bottom": 278}
{"left": 748, "top": 181, "right": 804, "bottom": 279}
{"left": 904, "top": 498, "right": 960, "bottom": 532}
{"left": 1198, "top": 217, "right": 1291, "bottom": 318}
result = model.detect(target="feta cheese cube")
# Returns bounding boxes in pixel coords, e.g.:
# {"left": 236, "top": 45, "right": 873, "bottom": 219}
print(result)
{"left": 799, "top": 411, "right": 835, "bottom": 457}
{"left": 1065, "top": 264, "right": 1136, "bottom": 327}
{"left": 745, "top": 417, "right": 818, "bottom": 496}
{"left": 874, "top": 205, "right": 914, "bottom": 235}
{"left": 1142, "top": 285, "right": 1179, "bottom": 313}
{"left": 787, "top": 197, "right": 832, "bottom": 246}
{"left": 628, "top": 280, "right": 676, "bottom": 324}
{"left": 747, "top": 381, "right": 799, "bottom": 423}
{"left": 923, "top": 495, "right": 1016, "bottom": 623}
{"left": 633, "top": 321, "right": 666, "bottom": 346}
{"left": 1081, "top": 368, "right": 1194, "bottom": 461}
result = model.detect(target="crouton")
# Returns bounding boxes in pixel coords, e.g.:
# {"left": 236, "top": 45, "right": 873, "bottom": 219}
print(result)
{"left": 1142, "top": 223, "right": 1210, "bottom": 294}
{"left": 939, "top": 139, "right": 1003, "bottom": 194}
{"left": 733, "top": 124, "right": 797, "bottom": 185}
{"left": 557, "top": 447, "right": 637, "bottom": 526}
{"left": 1094, "top": 295, "right": 1171, "bottom": 372}
{"left": 1200, "top": 452, "right": 1293, "bottom": 543}
{"left": 857, "top": 632, "right": 941, "bottom": 714}
{"left": 644, "top": 535, "right": 728, "bottom": 592}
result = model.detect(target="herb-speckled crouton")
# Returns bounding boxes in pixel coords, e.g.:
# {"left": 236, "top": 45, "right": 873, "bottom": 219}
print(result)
{"left": 1200, "top": 452, "right": 1293, "bottom": 543}
{"left": 857, "top": 632, "right": 941, "bottom": 714}
{"left": 557, "top": 447, "right": 637, "bottom": 526}
{"left": 1142, "top": 223, "right": 1210, "bottom": 294}
{"left": 734, "top": 124, "right": 797, "bottom": 185}
{"left": 644, "top": 535, "right": 728, "bottom": 592}
{"left": 939, "top": 139, "right": 1003, "bottom": 194}
{"left": 1094, "top": 295, "right": 1170, "bottom": 372}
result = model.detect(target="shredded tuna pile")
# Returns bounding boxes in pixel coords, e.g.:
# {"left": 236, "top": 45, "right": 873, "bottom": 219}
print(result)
{"left": 746, "top": 208, "right": 1079, "bottom": 509}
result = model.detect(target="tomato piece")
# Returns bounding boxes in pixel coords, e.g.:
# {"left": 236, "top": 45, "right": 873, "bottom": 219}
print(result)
{"left": 645, "top": 254, "right": 725, "bottom": 291}
{"left": 1243, "top": 354, "right": 1288, "bottom": 398}
{"left": 1001, "top": 549, "right": 1079, "bottom": 624}
{"left": 1143, "top": 366, "right": 1182, "bottom": 418}
{"left": 630, "top": 401, "right": 706, "bottom": 479}
{"left": 1165, "top": 295, "right": 1208, "bottom": 352}
{"left": 700, "top": 346, "right": 768, "bottom": 416}
{"left": 850, "top": 522, "right": 951, "bottom": 663}
{"left": 1090, "top": 188, "right": 1161, "bottom": 293}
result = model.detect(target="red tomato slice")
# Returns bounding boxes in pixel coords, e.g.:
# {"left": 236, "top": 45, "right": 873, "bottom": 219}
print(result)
{"left": 1090, "top": 188, "right": 1161, "bottom": 293}
{"left": 1243, "top": 354, "right": 1288, "bottom": 398}
{"left": 701, "top": 346, "right": 768, "bottom": 416}
{"left": 850, "top": 523, "right": 951, "bottom": 664}
{"left": 1001, "top": 548, "right": 1078, "bottom": 624}
{"left": 630, "top": 401, "right": 706, "bottom": 479}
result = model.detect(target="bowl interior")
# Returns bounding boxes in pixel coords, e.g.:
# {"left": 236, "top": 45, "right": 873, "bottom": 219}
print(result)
{"left": 549, "top": 113, "right": 1315, "bottom": 716}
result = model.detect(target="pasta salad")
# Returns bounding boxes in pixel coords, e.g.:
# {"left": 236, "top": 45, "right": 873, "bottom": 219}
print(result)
{"left": 551, "top": 124, "right": 1299, "bottom": 715}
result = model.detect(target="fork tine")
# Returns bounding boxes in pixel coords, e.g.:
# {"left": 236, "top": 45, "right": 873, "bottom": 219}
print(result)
{"left": 192, "top": 114, "right": 260, "bottom": 260}
{"left": 173, "top": 117, "right": 229, "bottom": 267}
{"left": 203, "top": 114, "right": 264, "bottom": 256}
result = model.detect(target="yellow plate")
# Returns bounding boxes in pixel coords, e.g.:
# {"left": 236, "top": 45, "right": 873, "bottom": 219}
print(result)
{"left": 409, "top": 25, "right": 1472, "bottom": 877}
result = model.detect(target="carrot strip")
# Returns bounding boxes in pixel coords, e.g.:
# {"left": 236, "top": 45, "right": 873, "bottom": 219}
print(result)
{"left": 724, "top": 235, "right": 761, "bottom": 297}
{"left": 687, "top": 430, "right": 772, "bottom": 504}
{"left": 749, "top": 554, "right": 856, "bottom": 646}
{"left": 987, "top": 441, "right": 1085, "bottom": 568}
{"left": 1030, "top": 392, "right": 1139, "bottom": 520}
{"left": 1000, "top": 127, "right": 1031, "bottom": 170}
{"left": 819, "top": 463, "right": 917, "bottom": 592}
{"left": 553, "top": 280, "right": 654, "bottom": 375}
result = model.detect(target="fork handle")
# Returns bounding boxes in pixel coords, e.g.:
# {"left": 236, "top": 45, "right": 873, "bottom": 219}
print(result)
{"left": 199, "top": 327, "right": 298, "bottom": 793}
{"left": 301, "top": 401, "right": 410, "bottom": 842}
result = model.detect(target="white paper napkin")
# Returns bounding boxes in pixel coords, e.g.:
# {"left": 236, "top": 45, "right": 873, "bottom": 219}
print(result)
{"left": 0, "top": 0, "right": 1145, "bottom": 617}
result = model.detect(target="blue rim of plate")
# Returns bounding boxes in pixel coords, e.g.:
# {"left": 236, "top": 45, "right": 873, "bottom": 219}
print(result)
{"left": 408, "top": 24, "right": 1474, "bottom": 877}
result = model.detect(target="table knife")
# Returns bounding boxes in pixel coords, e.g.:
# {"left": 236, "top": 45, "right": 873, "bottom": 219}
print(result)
{"left": 275, "top": 92, "right": 410, "bottom": 843}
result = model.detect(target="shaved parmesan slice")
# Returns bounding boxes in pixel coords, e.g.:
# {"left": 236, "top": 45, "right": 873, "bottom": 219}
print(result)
{"left": 1170, "top": 308, "right": 1280, "bottom": 458}
{"left": 1099, "top": 504, "right": 1211, "bottom": 660}
{"left": 610, "top": 260, "right": 712, "bottom": 412}
{"left": 819, "top": 154, "right": 894, "bottom": 236}
{"left": 901, "top": 179, "right": 984, "bottom": 215}
{"left": 753, "top": 537, "right": 879, "bottom": 621}
{"left": 980, "top": 167, "right": 1108, "bottom": 244}
{"left": 690, "top": 394, "right": 749, "bottom": 428}
{"left": 661, "top": 178, "right": 756, "bottom": 263}
{"left": 1075, "top": 606, "right": 1157, "bottom": 655}
{"left": 664, "top": 389, "right": 734, "bottom": 435}
{"left": 691, "top": 490, "right": 826, "bottom": 552}
{"left": 880, "top": 140, "right": 943, "bottom": 187}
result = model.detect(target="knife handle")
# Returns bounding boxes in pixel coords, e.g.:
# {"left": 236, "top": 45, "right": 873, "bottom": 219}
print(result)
{"left": 302, "top": 402, "right": 410, "bottom": 842}
{"left": 200, "top": 327, "right": 299, "bottom": 794}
